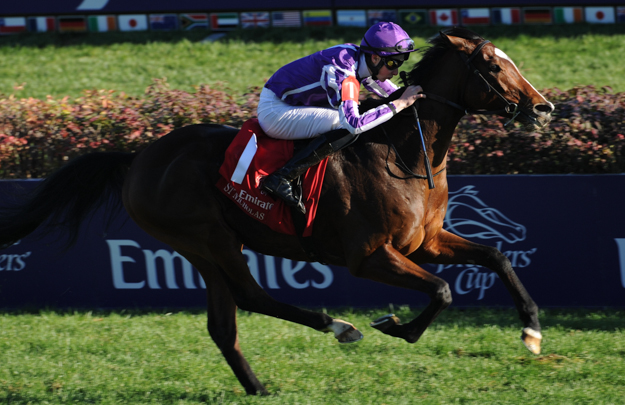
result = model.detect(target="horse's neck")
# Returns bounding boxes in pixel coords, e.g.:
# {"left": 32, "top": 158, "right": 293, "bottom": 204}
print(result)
{"left": 416, "top": 67, "right": 469, "bottom": 167}
{"left": 383, "top": 101, "right": 463, "bottom": 172}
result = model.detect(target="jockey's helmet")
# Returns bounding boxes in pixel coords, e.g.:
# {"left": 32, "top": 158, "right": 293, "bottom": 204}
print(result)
{"left": 360, "top": 22, "right": 417, "bottom": 58}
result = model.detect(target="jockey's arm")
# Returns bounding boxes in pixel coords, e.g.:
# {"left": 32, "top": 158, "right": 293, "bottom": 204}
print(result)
{"left": 337, "top": 76, "right": 425, "bottom": 135}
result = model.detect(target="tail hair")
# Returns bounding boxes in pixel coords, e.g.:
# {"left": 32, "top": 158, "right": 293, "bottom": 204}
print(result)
{"left": 0, "top": 152, "right": 136, "bottom": 249}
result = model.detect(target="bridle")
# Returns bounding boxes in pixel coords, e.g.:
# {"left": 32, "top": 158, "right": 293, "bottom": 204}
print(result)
{"left": 385, "top": 38, "right": 538, "bottom": 187}
{"left": 424, "top": 39, "right": 538, "bottom": 127}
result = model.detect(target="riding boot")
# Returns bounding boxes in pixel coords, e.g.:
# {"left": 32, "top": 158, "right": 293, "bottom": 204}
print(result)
{"left": 261, "top": 128, "right": 355, "bottom": 214}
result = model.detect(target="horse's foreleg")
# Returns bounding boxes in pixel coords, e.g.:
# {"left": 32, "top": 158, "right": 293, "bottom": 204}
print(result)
{"left": 179, "top": 251, "right": 268, "bottom": 395}
{"left": 414, "top": 229, "right": 542, "bottom": 354}
{"left": 351, "top": 244, "right": 452, "bottom": 344}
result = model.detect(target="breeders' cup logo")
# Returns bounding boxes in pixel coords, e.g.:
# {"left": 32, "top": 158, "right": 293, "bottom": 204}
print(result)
{"left": 0, "top": 240, "right": 32, "bottom": 272}
{"left": 433, "top": 186, "right": 537, "bottom": 300}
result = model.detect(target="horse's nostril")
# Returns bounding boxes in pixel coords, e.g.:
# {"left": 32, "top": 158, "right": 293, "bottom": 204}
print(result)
{"left": 534, "top": 103, "right": 554, "bottom": 114}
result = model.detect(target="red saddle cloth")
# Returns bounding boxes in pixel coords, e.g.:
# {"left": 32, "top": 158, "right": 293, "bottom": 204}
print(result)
{"left": 216, "top": 119, "right": 328, "bottom": 237}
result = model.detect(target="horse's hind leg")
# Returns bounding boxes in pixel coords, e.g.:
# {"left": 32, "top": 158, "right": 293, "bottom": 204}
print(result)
{"left": 208, "top": 239, "right": 362, "bottom": 344}
{"left": 414, "top": 229, "right": 542, "bottom": 354}
{"left": 178, "top": 250, "right": 268, "bottom": 395}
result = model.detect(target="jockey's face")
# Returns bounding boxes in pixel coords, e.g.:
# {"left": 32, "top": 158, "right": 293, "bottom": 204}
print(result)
{"left": 371, "top": 54, "right": 399, "bottom": 81}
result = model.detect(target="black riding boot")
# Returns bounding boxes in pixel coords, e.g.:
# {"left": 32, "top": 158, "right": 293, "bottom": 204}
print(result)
{"left": 261, "top": 129, "right": 355, "bottom": 214}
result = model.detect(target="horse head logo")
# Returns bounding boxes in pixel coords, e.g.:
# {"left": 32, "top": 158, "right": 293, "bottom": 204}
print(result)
{"left": 445, "top": 186, "right": 526, "bottom": 244}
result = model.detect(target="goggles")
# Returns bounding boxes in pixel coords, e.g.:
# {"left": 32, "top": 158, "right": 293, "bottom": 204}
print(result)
{"left": 382, "top": 57, "right": 405, "bottom": 70}
{"left": 362, "top": 37, "right": 416, "bottom": 54}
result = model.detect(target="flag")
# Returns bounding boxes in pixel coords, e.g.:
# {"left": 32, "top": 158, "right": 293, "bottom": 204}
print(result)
{"left": 491, "top": 8, "right": 521, "bottom": 25}
{"left": 618, "top": 7, "right": 625, "bottom": 23}
{"left": 398, "top": 9, "right": 428, "bottom": 26}
{"left": 271, "top": 11, "right": 301, "bottom": 27}
{"left": 241, "top": 12, "right": 270, "bottom": 29}
{"left": 149, "top": 14, "right": 178, "bottom": 31}
{"left": 523, "top": 8, "right": 553, "bottom": 24}
{"left": 76, "top": 0, "right": 110, "bottom": 11}
{"left": 336, "top": 10, "right": 366, "bottom": 27}
{"left": 179, "top": 14, "right": 209, "bottom": 31}
{"left": 58, "top": 16, "right": 87, "bottom": 33}
{"left": 0, "top": 17, "right": 27, "bottom": 35}
{"left": 367, "top": 10, "right": 397, "bottom": 25}
{"left": 118, "top": 15, "right": 148, "bottom": 31}
{"left": 210, "top": 13, "right": 239, "bottom": 30}
{"left": 27, "top": 17, "right": 56, "bottom": 33}
{"left": 302, "top": 10, "right": 332, "bottom": 26}
{"left": 87, "top": 15, "right": 116, "bottom": 32}
{"left": 429, "top": 9, "right": 458, "bottom": 26}
{"left": 461, "top": 8, "right": 490, "bottom": 25}
{"left": 553, "top": 7, "right": 583, "bottom": 23}
{"left": 585, "top": 7, "right": 615, "bottom": 24}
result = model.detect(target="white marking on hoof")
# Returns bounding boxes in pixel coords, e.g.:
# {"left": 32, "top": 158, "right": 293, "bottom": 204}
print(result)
{"left": 328, "top": 319, "right": 363, "bottom": 344}
{"left": 370, "top": 313, "right": 399, "bottom": 328}
{"left": 521, "top": 327, "right": 542, "bottom": 355}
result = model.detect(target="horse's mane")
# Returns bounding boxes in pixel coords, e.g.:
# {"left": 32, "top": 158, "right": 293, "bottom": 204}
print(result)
{"left": 405, "top": 27, "right": 484, "bottom": 86}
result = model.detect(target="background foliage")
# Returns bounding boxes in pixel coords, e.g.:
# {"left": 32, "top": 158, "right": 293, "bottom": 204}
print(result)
{"left": 0, "top": 25, "right": 624, "bottom": 178}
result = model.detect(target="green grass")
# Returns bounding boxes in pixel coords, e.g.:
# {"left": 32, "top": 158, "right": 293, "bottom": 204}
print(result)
{"left": 1, "top": 308, "right": 624, "bottom": 404}
{"left": 1, "top": 25, "right": 625, "bottom": 100}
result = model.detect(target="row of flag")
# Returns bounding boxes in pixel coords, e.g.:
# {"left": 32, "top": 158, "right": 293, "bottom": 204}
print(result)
{"left": 0, "top": 6, "right": 623, "bottom": 34}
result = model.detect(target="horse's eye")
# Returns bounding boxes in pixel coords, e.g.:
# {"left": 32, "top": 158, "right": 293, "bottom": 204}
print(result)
{"left": 489, "top": 64, "right": 501, "bottom": 73}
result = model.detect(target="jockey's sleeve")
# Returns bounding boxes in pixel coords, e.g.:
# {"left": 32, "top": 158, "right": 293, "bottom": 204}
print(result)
{"left": 362, "top": 77, "right": 400, "bottom": 98}
{"left": 338, "top": 75, "right": 396, "bottom": 135}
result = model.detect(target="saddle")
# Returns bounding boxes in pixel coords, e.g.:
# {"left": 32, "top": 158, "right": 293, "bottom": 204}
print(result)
{"left": 216, "top": 119, "right": 329, "bottom": 237}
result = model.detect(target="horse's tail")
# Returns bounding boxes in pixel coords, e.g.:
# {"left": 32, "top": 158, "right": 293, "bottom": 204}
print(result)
{"left": 0, "top": 152, "right": 137, "bottom": 249}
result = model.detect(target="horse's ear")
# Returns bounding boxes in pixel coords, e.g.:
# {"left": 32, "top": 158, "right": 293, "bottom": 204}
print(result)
{"left": 439, "top": 31, "right": 452, "bottom": 45}
{"left": 443, "top": 33, "right": 469, "bottom": 52}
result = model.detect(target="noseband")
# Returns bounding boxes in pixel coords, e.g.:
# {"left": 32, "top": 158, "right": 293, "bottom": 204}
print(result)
{"left": 424, "top": 39, "right": 536, "bottom": 127}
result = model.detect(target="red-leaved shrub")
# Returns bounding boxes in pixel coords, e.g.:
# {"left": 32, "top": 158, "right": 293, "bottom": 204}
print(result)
{"left": 0, "top": 79, "right": 259, "bottom": 178}
{"left": 449, "top": 86, "right": 625, "bottom": 174}
{"left": 0, "top": 81, "right": 623, "bottom": 178}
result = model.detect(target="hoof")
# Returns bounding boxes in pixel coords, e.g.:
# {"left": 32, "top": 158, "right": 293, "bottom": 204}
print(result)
{"left": 370, "top": 314, "right": 401, "bottom": 333}
{"left": 521, "top": 327, "right": 542, "bottom": 355}
{"left": 326, "top": 319, "right": 363, "bottom": 344}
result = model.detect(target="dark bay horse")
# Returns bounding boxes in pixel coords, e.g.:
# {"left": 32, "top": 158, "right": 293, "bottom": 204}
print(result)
{"left": 0, "top": 28, "right": 553, "bottom": 395}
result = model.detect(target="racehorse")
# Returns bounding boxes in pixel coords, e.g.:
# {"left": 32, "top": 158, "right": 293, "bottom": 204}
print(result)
{"left": 0, "top": 28, "right": 554, "bottom": 395}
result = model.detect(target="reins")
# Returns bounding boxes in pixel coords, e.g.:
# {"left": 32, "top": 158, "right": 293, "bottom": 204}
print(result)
{"left": 382, "top": 124, "right": 446, "bottom": 183}
{"left": 382, "top": 38, "right": 534, "bottom": 188}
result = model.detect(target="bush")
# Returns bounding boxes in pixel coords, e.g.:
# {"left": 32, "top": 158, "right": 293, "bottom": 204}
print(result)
{"left": 0, "top": 82, "right": 623, "bottom": 178}
{"left": 0, "top": 79, "right": 259, "bottom": 178}
{"left": 449, "top": 86, "right": 625, "bottom": 174}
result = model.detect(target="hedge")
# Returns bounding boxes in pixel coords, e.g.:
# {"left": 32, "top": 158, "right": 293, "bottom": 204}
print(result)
{"left": 0, "top": 80, "right": 623, "bottom": 178}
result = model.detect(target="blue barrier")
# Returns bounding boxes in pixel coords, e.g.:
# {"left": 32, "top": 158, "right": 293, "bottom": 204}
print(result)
{"left": 1, "top": 174, "right": 624, "bottom": 309}
{"left": 2, "top": 0, "right": 614, "bottom": 16}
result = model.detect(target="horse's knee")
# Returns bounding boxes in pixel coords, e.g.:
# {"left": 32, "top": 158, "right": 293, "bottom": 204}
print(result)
{"left": 483, "top": 245, "right": 512, "bottom": 269}
{"left": 434, "top": 282, "right": 453, "bottom": 308}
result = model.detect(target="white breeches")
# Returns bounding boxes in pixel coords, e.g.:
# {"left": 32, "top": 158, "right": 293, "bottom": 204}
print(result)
{"left": 257, "top": 87, "right": 343, "bottom": 140}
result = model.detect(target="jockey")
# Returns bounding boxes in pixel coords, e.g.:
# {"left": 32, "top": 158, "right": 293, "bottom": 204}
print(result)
{"left": 258, "top": 21, "right": 425, "bottom": 214}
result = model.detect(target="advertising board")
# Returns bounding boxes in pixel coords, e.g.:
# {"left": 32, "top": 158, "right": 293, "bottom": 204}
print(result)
{"left": 1, "top": 175, "right": 624, "bottom": 309}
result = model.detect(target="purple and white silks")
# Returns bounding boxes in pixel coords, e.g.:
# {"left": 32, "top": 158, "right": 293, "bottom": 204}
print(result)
{"left": 260, "top": 44, "right": 399, "bottom": 139}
